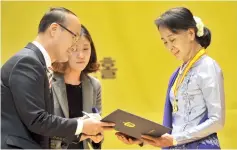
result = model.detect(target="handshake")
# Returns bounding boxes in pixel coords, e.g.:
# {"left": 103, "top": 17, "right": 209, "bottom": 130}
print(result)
{"left": 79, "top": 112, "right": 115, "bottom": 143}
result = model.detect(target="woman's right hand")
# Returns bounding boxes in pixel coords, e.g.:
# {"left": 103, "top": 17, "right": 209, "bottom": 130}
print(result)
{"left": 79, "top": 134, "right": 89, "bottom": 142}
{"left": 80, "top": 133, "right": 103, "bottom": 143}
{"left": 115, "top": 132, "right": 143, "bottom": 145}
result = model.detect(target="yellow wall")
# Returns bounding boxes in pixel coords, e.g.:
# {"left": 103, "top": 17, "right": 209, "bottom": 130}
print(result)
{"left": 2, "top": 1, "right": 237, "bottom": 149}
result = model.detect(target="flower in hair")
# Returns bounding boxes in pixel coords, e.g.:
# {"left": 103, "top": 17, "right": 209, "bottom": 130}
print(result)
{"left": 194, "top": 16, "right": 204, "bottom": 37}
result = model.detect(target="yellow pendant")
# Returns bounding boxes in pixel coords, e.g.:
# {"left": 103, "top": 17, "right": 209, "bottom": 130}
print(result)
{"left": 173, "top": 99, "right": 178, "bottom": 113}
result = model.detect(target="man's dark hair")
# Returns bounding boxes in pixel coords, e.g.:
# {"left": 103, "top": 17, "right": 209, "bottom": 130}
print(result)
{"left": 38, "top": 7, "right": 77, "bottom": 33}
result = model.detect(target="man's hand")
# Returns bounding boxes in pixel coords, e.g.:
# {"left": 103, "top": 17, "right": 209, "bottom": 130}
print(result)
{"left": 82, "top": 118, "right": 115, "bottom": 136}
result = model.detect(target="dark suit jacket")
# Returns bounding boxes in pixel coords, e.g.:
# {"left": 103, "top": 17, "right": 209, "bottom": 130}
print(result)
{"left": 1, "top": 43, "right": 78, "bottom": 149}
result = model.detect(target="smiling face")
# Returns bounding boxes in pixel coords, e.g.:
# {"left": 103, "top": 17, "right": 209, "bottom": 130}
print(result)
{"left": 158, "top": 26, "right": 196, "bottom": 62}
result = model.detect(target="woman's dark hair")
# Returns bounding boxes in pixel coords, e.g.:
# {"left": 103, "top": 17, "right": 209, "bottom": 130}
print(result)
{"left": 155, "top": 7, "right": 211, "bottom": 49}
{"left": 81, "top": 24, "right": 100, "bottom": 74}
{"left": 52, "top": 24, "right": 100, "bottom": 74}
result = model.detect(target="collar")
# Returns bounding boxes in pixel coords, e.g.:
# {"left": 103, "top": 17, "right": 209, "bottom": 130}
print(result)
{"left": 32, "top": 41, "right": 51, "bottom": 68}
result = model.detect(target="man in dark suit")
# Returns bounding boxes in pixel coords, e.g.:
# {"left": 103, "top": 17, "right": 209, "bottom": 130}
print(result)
{"left": 1, "top": 7, "right": 114, "bottom": 149}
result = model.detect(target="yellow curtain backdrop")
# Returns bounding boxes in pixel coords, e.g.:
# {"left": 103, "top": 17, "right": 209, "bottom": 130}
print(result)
{"left": 1, "top": 1, "right": 237, "bottom": 149}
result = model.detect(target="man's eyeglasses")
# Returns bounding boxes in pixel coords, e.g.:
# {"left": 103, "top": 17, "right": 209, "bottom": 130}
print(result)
{"left": 58, "top": 23, "right": 80, "bottom": 45}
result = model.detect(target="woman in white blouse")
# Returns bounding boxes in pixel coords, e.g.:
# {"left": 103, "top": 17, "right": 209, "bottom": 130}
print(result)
{"left": 116, "top": 7, "right": 225, "bottom": 149}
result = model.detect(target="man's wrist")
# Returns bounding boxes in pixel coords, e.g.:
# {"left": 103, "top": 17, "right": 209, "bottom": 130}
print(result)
{"left": 75, "top": 119, "right": 83, "bottom": 135}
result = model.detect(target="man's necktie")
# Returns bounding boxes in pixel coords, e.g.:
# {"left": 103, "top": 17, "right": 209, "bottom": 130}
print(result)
{"left": 46, "top": 67, "right": 53, "bottom": 88}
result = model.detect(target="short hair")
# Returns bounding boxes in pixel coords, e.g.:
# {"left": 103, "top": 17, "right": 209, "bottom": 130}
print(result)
{"left": 155, "top": 7, "right": 211, "bottom": 49}
{"left": 38, "top": 7, "right": 77, "bottom": 33}
{"left": 52, "top": 24, "right": 100, "bottom": 74}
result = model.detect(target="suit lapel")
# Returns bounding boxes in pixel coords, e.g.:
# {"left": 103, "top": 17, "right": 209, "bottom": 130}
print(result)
{"left": 25, "top": 42, "right": 46, "bottom": 69}
{"left": 52, "top": 74, "right": 69, "bottom": 118}
{"left": 25, "top": 43, "right": 53, "bottom": 113}
{"left": 81, "top": 73, "right": 94, "bottom": 113}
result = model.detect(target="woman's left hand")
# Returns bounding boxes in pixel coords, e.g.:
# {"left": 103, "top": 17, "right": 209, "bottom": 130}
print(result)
{"left": 87, "top": 133, "right": 104, "bottom": 143}
{"left": 141, "top": 133, "right": 174, "bottom": 147}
